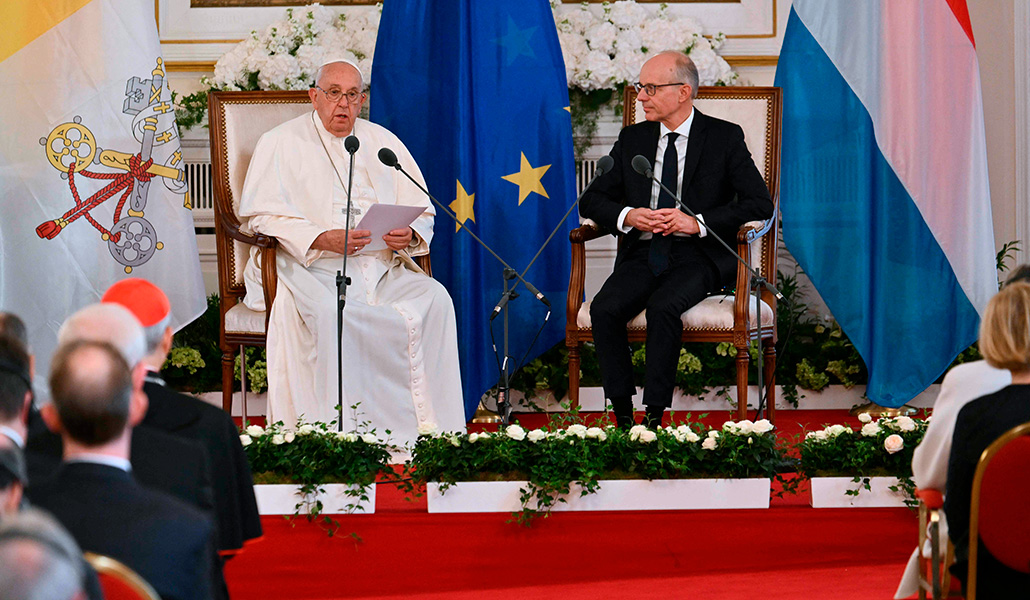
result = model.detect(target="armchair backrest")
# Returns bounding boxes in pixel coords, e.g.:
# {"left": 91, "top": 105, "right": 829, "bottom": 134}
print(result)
{"left": 623, "top": 86, "right": 782, "bottom": 277}
{"left": 208, "top": 91, "right": 314, "bottom": 304}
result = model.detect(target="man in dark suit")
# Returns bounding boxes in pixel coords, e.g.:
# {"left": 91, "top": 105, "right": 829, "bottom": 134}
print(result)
{"left": 580, "top": 51, "right": 773, "bottom": 429}
{"left": 29, "top": 339, "right": 215, "bottom": 600}
{"left": 102, "top": 278, "right": 262, "bottom": 556}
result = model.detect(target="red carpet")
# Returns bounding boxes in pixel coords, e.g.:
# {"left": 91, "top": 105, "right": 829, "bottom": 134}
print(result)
{"left": 225, "top": 410, "right": 917, "bottom": 599}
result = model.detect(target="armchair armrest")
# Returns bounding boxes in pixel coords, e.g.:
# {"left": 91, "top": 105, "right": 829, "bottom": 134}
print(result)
{"left": 567, "top": 221, "right": 605, "bottom": 327}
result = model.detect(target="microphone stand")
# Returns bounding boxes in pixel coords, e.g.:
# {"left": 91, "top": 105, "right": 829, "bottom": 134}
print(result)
{"left": 336, "top": 137, "right": 359, "bottom": 432}
{"left": 379, "top": 149, "right": 550, "bottom": 425}
{"left": 634, "top": 157, "right": 785, "bottom": 421}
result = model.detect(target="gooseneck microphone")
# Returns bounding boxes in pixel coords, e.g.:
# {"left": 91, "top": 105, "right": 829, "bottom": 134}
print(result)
{"left": 630, "top": 154, "right": 653, "bottom": 179}
{"left": 376, "top": 147, "right": 549, "bottom": 317}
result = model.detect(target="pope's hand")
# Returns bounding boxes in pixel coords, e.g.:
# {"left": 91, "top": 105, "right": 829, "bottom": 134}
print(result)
{"left": 311, "top": 229, "right": 371, "bottom": 255}
{"left": 383, "top": 227, "right": 414, "bottom": 251}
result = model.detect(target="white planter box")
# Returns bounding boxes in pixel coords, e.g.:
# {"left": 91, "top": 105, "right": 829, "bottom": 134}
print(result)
{"left": 253, "top": 483, "right": 375, "bottom": 515}
{"left": 426, "top": 478, "right": 770, "bottom": 514}
{"left": 809, "top": 476, "right": 908, "bottom": 508}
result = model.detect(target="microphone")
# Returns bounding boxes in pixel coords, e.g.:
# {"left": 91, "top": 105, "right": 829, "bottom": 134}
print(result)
{"left": 376, "top": 147, "right": 549, "bottom": 315}
{"left": 631, "top": 154, "right": 653, "bottom": 179}
{"left": 378, "top": 147, "right": 399, "bottom": 169}
{"left": 344, "top": 135, "right": 360, "bottom": 155}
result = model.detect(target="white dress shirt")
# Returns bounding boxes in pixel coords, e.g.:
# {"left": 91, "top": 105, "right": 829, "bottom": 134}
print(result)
{"left": 616, "top": 108, "right": 707, "bottom": 239}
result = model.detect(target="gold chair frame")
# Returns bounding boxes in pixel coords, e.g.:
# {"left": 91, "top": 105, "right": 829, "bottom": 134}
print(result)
{"left": 84, "top": 551, "right": 161, "bottom": 600}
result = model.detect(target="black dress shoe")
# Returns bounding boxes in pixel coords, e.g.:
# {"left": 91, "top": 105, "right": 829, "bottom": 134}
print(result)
{"left": 643, "top": 407, "right": 664, "bottom": 429}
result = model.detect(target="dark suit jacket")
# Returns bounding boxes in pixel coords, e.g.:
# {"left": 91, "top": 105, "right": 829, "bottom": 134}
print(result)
{"left": 25, "top": 409, "right": 215, "bottom": 516}
{"left": 580, "top": 110, "right": 773, "bottom": 286}
{"left": 143, "top": 377, "right": 262, "bottom": 553}
{"left": 27, "top": 462, "right": 215, "bottom": 600}
{"left": 945, "top": 385, "right": 1030, "bottom": 595}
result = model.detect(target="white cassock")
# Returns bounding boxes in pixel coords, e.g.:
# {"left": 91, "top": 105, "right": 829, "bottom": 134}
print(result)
{"left": 238, "top": 112, "right": 466, "bottom": 448}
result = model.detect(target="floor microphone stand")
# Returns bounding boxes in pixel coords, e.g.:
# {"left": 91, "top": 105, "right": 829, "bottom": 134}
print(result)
{"left": 336, "top": 138, "right": 359, "bottom": 432}
{"left": 379, "top": 149, "right": 548, "bottom": 426}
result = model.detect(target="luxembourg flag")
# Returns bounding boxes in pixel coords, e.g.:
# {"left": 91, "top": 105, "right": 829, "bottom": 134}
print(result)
{"left": 775, "top": 1, "right": 996, "bottom": 408}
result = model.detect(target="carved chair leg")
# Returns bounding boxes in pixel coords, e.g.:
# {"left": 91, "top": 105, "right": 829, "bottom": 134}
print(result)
{"left": 221, "top": 348, "right": 235, "bottom": 414}
{"left": 567, "top": 342, "right": 581, "bottom": 411}
{"left": 763, "top": 340, "right": 777, "bottom": 423}
{"left": 736, "top": 347, "right": 749, "bottom": 421}
{"left": 239, "top": 346, "right": 248, "bottom": 424}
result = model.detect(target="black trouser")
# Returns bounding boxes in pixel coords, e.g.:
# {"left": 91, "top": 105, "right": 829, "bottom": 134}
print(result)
{"left": 590, "top": 238, "right": 719, "bottom": 412}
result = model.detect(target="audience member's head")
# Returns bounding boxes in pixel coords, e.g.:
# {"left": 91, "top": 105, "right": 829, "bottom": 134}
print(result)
{"left": 0, "top": 336, "right": 32, "bottom": 441}
{"left": 1004, "top": 263, "right": 1030, "bottom": 287}
{"left": 101, "top": 278, "right": 174, "bottom": 365}
{"left": 0, "top": 447, "right": 26, "bottom": 516}
{"left": 980, "top": 281, "right": 1030, "bottom": 374}
{"left": 0, "top": 508, "right": 86, "bottom": 600}
{"left": 57, "top": 303, "right": 146, "bottom": 369}
{"left": 0, "top": 313, "right": 28, "bottom": 349}
{"left": 45, "top": 340, "right": 138, "bottom": 449}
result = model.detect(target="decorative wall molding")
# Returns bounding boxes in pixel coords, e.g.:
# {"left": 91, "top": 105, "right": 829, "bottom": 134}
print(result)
{"left": 1015, "top": 1, "right": 1030, "bottom": 265}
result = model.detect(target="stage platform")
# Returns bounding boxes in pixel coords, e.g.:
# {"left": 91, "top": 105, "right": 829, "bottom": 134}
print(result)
{"left": 224, "top": 409, "right": 921, "bottom": 599}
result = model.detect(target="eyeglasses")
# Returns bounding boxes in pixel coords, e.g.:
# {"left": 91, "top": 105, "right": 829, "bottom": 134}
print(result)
{"left": 633, "top": 82, "right": 686, "bottom": 96}
{"left": 314, "top": 85, "right": 365, "bottom": 105}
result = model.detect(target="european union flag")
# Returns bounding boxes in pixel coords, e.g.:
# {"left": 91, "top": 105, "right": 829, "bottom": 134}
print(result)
{"left": 371, "top": 0, "right": 576, "bottom": 418}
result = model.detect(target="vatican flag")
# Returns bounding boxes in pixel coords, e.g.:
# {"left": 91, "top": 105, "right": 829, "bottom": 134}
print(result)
{"left": 0, "top": 1, "right": 205, "bottom": 393}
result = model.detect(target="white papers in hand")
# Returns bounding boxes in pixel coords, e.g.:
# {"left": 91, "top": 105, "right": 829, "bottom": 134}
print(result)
{"left": 354, "top": 204, "right": 427, "bottom": 252}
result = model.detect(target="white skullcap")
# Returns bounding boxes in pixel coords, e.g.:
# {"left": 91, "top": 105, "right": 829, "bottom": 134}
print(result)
{"left": 316, "top": 56, "right": 364, "bottom": 86}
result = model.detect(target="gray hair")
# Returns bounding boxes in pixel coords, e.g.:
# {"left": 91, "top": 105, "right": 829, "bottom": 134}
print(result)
{"left": 658, "top": 50, "right": 699, "bottom": 100}
{"left": 0, "top": 508, "right": 85, "bottom": 600}
{"left": 57, "top": 304, "right": 146, "bottom": 368}
{"left": 142, "top": 312, "right": 171, "bottom": 355}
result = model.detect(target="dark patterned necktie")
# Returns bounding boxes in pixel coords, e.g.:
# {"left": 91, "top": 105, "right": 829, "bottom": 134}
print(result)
{"left": 648, "top": 132, "right": 679, "bottom": 275}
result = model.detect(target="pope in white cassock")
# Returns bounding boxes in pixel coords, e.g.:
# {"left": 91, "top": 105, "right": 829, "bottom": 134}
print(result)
{"left": 238, "top": 59, "right": 466, "bottom": 447}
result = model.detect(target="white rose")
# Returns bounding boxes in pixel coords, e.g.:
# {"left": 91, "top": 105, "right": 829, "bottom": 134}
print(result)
{"left": 805, "top": 431, "right": 817, "bottom": 440}
{"left": 752, "top": 419, "right": 774, "bottom": 435}
{"left": 298, "top": 425, "right": 315, "bottom": 436}
{"left": 239, "top": 434, "right": 252, "bottom": 447}
{"left": 895, "top": 416, "right": 917, "bottom": 432}
{"left": 858, "top": 413, "right": 873, "bottom": 423}
{"left": 672, "top": 430, "right": 686, "bottom": 443}
{"left": 585, "top": 427, "right": 604, "bottom": 439}
{"left": 639, "top": 430, "right": 657, "bottom": 444}
{"left": 827, "top": 424, "right": 847, "bottom": 437}
{"left": 417, "top": 422, "right": 437, "bottom": 436}
{"left": 884, "top": 434, "right": 904, "bottom": 454}
{"left": 505, "top": 424, "right": 527, "bottom": 441}
{"left": 861, "top": 423, "right": 881, "bottom": 437}
{"left": 344, "top": 433, "right": 359, "bottom": 443}
{"left": 567, "top": 424, "right": 588, "bottom": 438}
{"left": 334, "top": 431, "right": 349, "bottom": 440}
{"left": 527, "top": 429, "right": 547, "bottom": 443}
{"left": 814, "top": 430, "right": 829, "bottom": 441}
{"left": 684, "top": 430, "right": 700, "bottom": 443}
{"left": 701, "top": 437, "right": 717, "bottom": 451}
{"left": 245, "top": 425, "right": 264, "bottom": 437}
{"left": 707, "top": 430, "right": 720, "bottom": 439}
{"left": 735, "top": 420, "right": 754, "bottom": 435}
{"left": 271, "top": 434, "right": 285, "bottom": 445}
{"left": 478, "top": 430, "right": 491, "bottom": 438}
{"left": 449, "top": 435, "right": 461, "bottom": 447}
{"left": 283, "top": 431, "right": 296, "bottom": 443}
{"left": 722, "top": 421, "right": 737, "bottom": 432}
{"left": 469, "top": 433, "right": 480, "bottom": 443}
{"left": 628, "top": 424, "right": 647, "bottom": 442}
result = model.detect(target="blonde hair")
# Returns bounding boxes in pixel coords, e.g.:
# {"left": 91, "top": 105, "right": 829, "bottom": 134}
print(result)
{"left": 980, "top": 281, "right": 1030, "bottom": 372}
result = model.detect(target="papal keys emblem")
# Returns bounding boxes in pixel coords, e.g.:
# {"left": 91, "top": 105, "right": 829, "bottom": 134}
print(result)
{"left": 36, "top": 58, "right": 190, "bottom": 273}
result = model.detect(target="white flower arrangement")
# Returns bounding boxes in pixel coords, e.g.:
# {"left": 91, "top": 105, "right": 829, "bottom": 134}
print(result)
{"left": 551, "top": 0, "right": 738, "bottom": 91}
{"left": 205, "top": 1, "right": 735, "bottom": 95}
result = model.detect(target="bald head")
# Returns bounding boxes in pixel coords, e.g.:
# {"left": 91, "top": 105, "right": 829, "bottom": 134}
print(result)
{"left": 49, "top": 340, "right": 133, "bottom": 447}
{"left": 57, "top": 303, "right": 145, "bottom": 367}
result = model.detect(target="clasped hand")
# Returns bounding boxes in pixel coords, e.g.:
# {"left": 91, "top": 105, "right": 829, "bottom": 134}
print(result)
{"left": 625, "top": 207, "right": 699, "bottom": 235}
